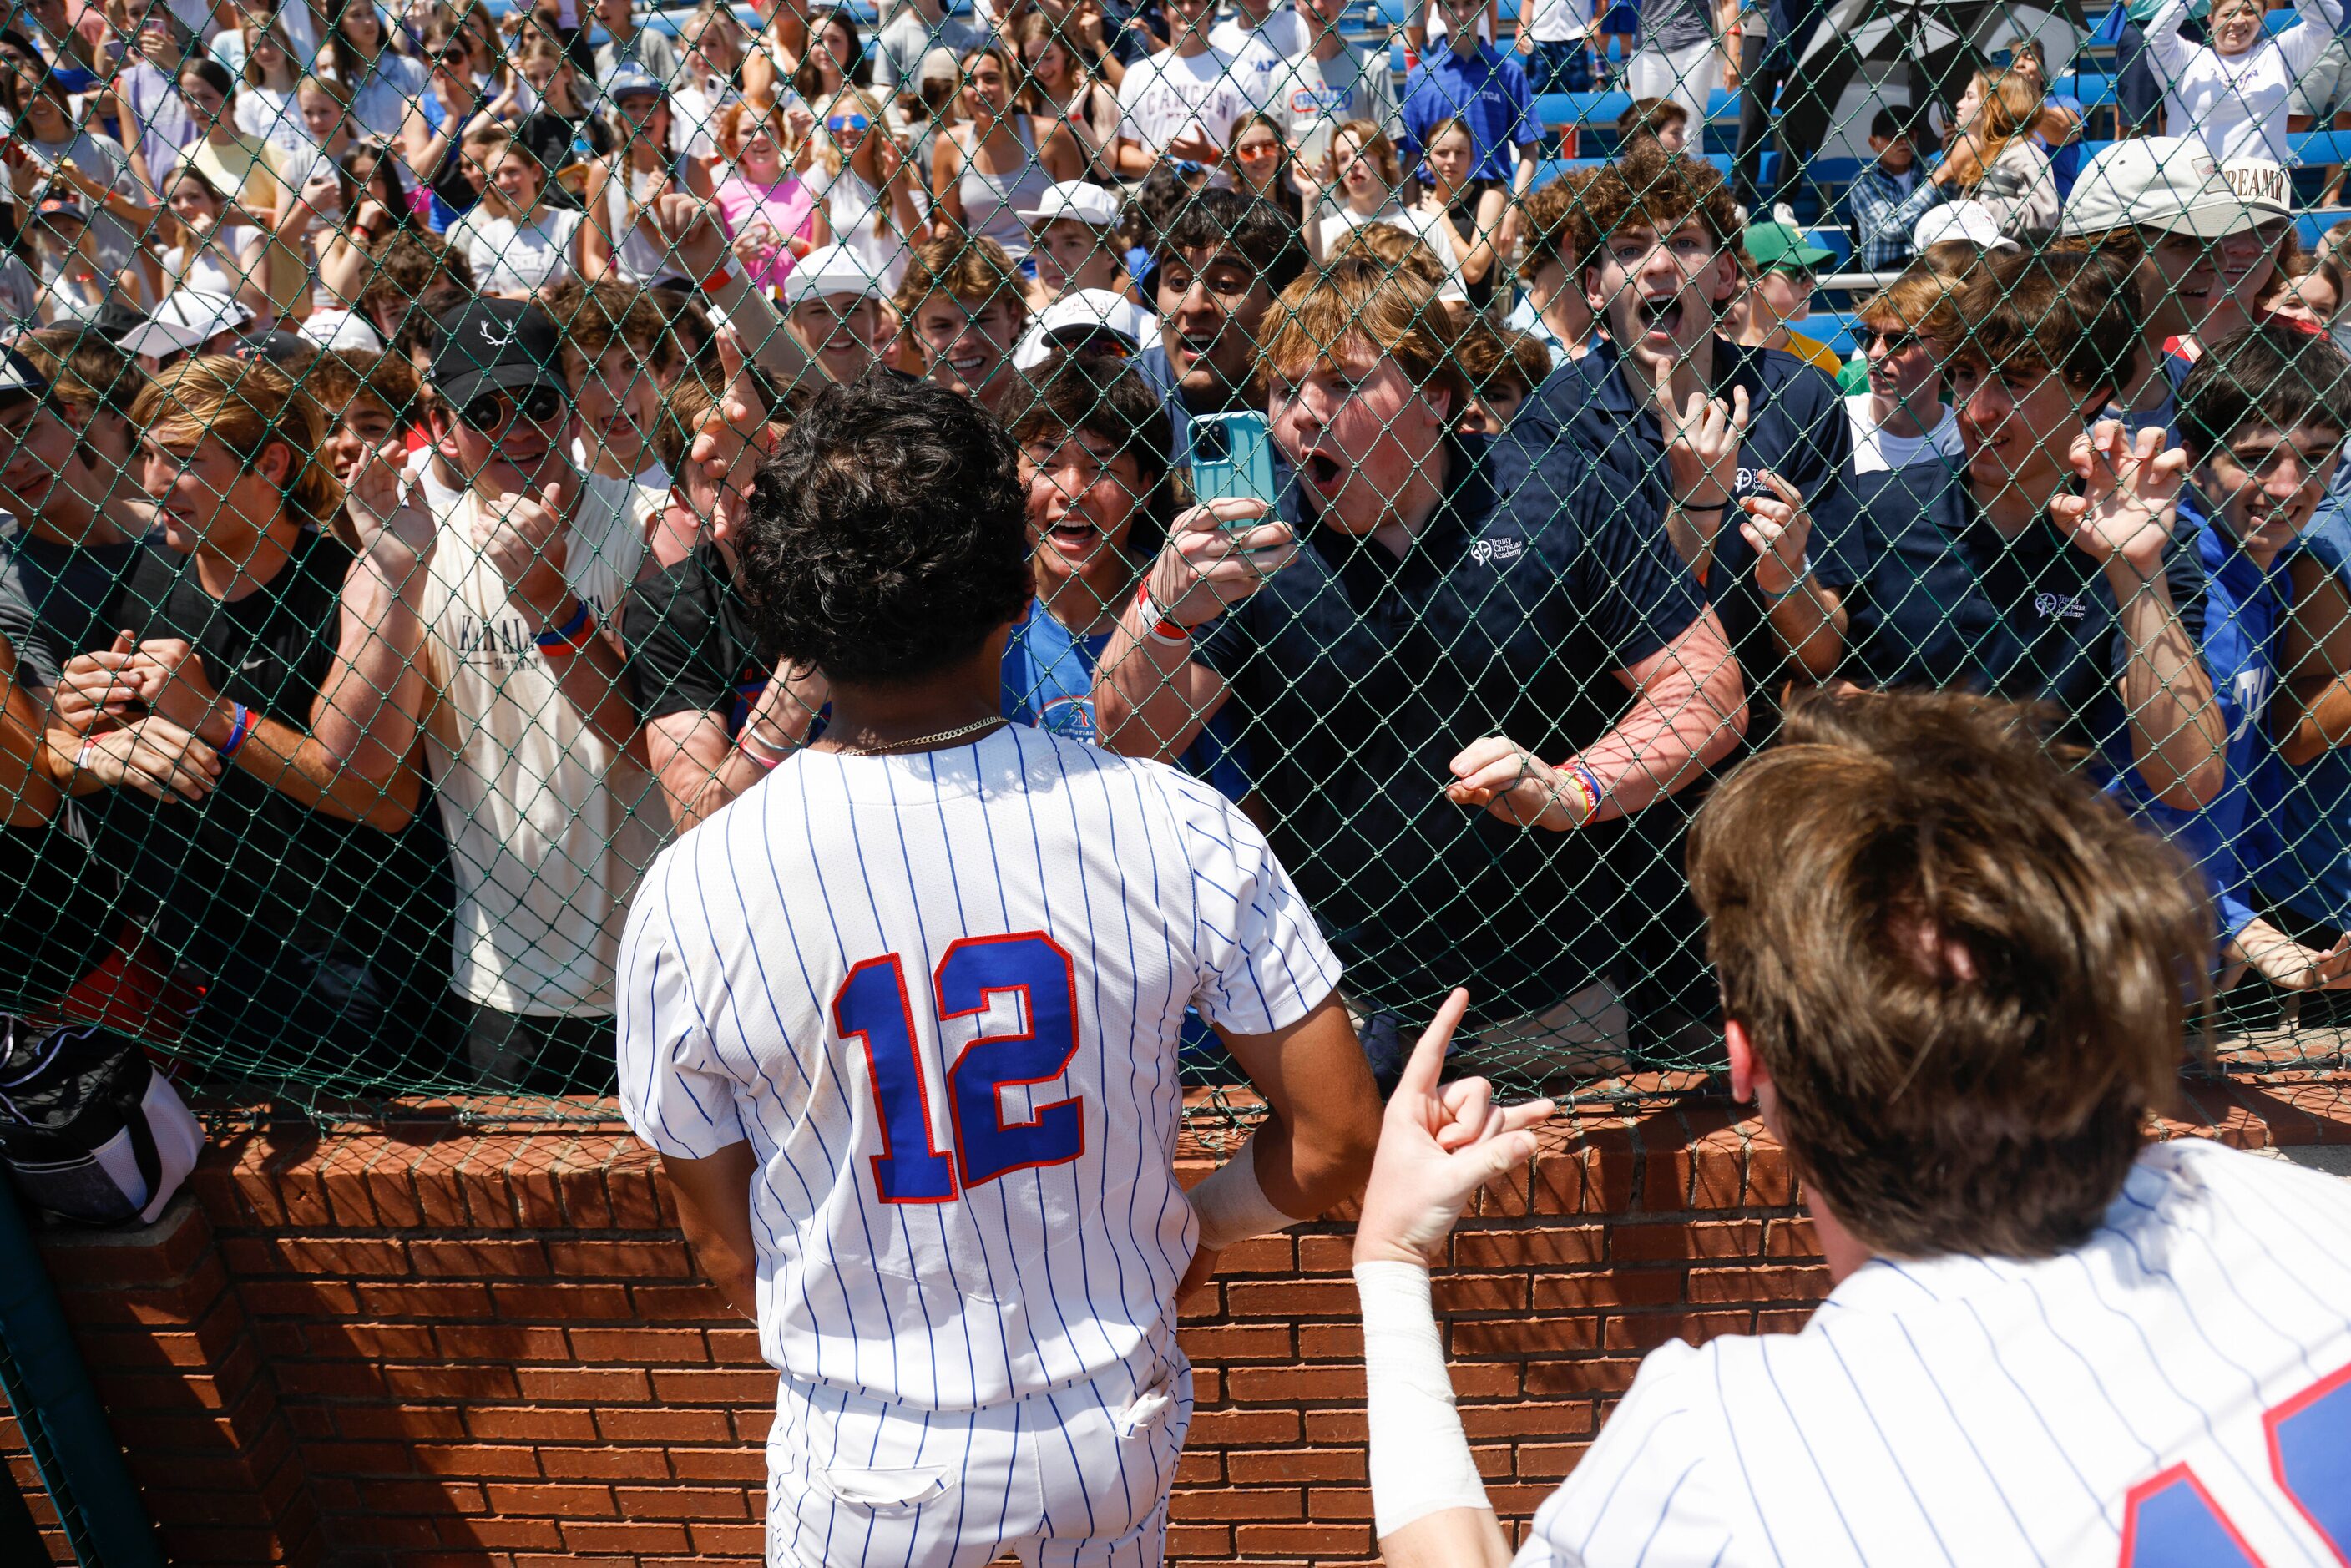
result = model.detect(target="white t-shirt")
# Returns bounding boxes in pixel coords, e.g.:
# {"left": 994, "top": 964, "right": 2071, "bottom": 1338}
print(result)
{"left": 1317, "top": 203, "right": 1469, "bottom": 303}
{"left": 2148, "top": 0, "right": 2344, "bottom": 164}
{"left": 1523, "top": 0, "right": 1595, "bottom": 44}
{"left": 421, "top": 468, "right": 670, "bottom": 1015}
{"left": 447, "top": 206, "right": 584, "bottom": 296}
{"left": 161, "top": 226, "right": 261, "bottom": 299}
{"left": 617, "top": 725, "right": 1341, "bottom": 1410}
{"left": 1116, "top": 47, "right": 1256, "bottom": 159}
{"left": 235, "top": 85, "right": 321, "bottom": 164}
{"left": 1844, "top": 392, "right": 1964, "bottom": 473}
{"left": 1513, "top": 1137, "right": 2351, "bottom": 1565}
{"left": 1212, "top": 6, "right": 1320, "bottom": 129}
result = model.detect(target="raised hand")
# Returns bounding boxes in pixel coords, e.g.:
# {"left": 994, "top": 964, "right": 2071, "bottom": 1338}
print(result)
{"left": 655, "top": 190, "right": 725, "bottom": 279}
{"left": 344, "top": 436, "right": 437, "bottom": 578}
{"left": 1661, "top": 384, "right": 1747, "bottom": 514}
{"left": 688, "top": 329, "right": 784, "bottom": 543}
{"left": 2053, "top": 420, "right": 2186, "bottom": 577}
{"left": 1353, "top": 989, "right": 1556, "bottom": 1269}
{"left": 1737, "top": 468, "right": 1813, "bottom": 596}
{"left": 1142, "top": 498, "right": 1296, "bottom": 630}
{"left": 1443, "top": 736, "right": 1597, "bottom": 832}
{"left": 470, "top": 478, "right": 571, "bottom": 612}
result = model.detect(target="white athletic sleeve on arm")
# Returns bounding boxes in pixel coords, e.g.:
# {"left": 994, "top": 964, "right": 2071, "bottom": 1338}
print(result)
{"left": 1174, "top": 781, "right": 1342, "bottom": 1037}
{"left": 1523, "top": 1341, "right": 1747, "bottom": 1566}
{"left": 615, "top": 869, "right": 751, "bottom": 1160}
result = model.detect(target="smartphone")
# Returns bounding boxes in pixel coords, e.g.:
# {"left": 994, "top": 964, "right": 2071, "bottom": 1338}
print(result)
{"left": 1185, "top": 412, "right": 1278, "bottom": 512}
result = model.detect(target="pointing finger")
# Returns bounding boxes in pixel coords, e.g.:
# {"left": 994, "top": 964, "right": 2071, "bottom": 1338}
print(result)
{"left": 1396, "top": 988, "right": 1471, "bottom": 1103}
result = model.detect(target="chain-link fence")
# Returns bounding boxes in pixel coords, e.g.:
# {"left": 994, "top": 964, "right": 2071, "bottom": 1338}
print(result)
{"left": 0, "top": 0, "right": 2348, "bottom": 1128}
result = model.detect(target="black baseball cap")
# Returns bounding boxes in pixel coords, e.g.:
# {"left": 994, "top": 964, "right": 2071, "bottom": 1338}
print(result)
{"left": 427, "top": 297, "right": 565, "bottom": 406}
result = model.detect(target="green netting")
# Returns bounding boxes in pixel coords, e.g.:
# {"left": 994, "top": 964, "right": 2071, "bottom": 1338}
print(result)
{"left": 0, "top": 0, "right": 2347, "bottom": 1128}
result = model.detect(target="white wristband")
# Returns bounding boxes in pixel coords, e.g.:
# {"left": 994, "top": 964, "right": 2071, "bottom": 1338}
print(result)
{"left": 1355, "top": 1260, "right": 1491, "bottom": 1539}
{"left": 1187, "top": 1137, "right": 1297, "bottom": 1252}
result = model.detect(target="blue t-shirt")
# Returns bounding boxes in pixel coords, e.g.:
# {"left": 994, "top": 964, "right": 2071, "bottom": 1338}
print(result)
{"left": 2117, "top": 497, "right": 2283, "bottom": 938}
{"left": 1400, "top": 44, "right": 1537, "bottom": 184}
{"left": 2252, "top": 496, "right": 2351, "bottom": 928}
{"left": 1000, "top": 597, "right": 1252, "bottom": 803}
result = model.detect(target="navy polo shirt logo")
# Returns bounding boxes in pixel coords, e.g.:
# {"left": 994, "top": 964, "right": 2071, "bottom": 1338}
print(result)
{"left": 1469, "top": 535, "right": 1526, "bottom": 568}
{"left": 2032, "top": 592, "right": 2088, "bottom": 621}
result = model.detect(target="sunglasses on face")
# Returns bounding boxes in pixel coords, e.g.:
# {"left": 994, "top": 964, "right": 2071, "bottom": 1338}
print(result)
{"left": 457, "top": 384, "right": 567, "bottom": 433}
{"left": 827, "top": 114, "right": 869, "bottom": 133}
{"left": 1858, "top": 326, "right": 1918, "bottom": 353}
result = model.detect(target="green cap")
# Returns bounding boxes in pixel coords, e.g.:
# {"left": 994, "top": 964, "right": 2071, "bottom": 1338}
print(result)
{"left": 1744, "top": 221, "right": 1835, "bottom": 274}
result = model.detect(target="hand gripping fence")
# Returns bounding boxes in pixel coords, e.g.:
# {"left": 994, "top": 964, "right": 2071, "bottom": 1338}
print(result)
{"left": 1, "top": 3, "right": 2348, "bottom": 1134}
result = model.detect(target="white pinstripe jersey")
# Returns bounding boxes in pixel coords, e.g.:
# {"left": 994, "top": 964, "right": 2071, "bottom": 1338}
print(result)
{"left": 617, "top": 726, "right": 1341, "bottom": 1411}
{"left": 1516, "top": 1139, "right": 2351, "bottom": 1567}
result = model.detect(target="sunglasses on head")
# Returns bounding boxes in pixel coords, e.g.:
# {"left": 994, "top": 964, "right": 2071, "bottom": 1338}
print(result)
{"left": 1857, "top": 326, "right": 1918, "bottom": 353}
{"left": 457, "top": 383, "right": 567, "bottom": 433}
{"left": 827, "top": 113, "right": 869, "bottom": 133}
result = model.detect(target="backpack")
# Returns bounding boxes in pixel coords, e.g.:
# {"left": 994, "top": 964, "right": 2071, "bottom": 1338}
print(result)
{"left": 0, "top": 1019, "right": 202, "bottom": 1227}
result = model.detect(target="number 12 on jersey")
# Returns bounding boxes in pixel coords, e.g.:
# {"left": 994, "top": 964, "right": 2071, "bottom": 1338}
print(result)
{"left": 833, "top": 933, "right": 1087, "bottom": 1204}
{"left": 2118, "top": 1361, "right": 2351, "bottom": 1565}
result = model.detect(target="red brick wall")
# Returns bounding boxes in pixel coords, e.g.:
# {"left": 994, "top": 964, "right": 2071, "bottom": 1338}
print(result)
{"left": 6, "top": 1081, "right": 2346, "bottom": 1567}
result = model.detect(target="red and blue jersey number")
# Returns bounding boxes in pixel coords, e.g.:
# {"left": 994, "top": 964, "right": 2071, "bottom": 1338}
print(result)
{"left": 2118, "top": 1362, "right": 2351, "bottom": 1565}
{"left": 832, "top": 933, "right": 1084, "bottom": 1205}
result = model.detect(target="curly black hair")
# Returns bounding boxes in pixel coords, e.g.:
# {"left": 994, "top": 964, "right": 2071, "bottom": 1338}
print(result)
{"left": 736, "top": 377, "right": 1033, "bottom": 686}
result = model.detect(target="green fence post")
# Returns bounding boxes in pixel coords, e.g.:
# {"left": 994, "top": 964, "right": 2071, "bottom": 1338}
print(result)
{"left": 0, "top": 1176, "right": 165, "bottom": 1568}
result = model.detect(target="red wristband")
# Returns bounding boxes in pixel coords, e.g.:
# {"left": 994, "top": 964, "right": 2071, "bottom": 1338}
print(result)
{"left": 700, "top": 265, "right": 734, "bottom": 292}
{"left": 1133, "top": 584, "right": 1189, "bottom": 645}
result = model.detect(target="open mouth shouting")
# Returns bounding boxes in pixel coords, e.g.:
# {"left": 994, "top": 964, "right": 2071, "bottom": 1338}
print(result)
{"left": 1301, "top": 450, "right": 1344, "bottom": 495}
{"left": 1633, "top": 294, "right": 1686, "bottom": 341}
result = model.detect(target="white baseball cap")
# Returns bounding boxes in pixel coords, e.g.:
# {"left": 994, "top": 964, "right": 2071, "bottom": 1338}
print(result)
{"left": 2219, "top": 158, "right": 2294, "bottom": 226}
{"left": 298, "top": 306, "right": 385, "bottom": 352}
{"left": 117, "top": 290, "right": 257, "bottom": 361}
{"left": 1913, "top": 200, "right": 2018, "bottom": 254}
{"left": 1018, "top": 180, "right": 1121, "bottom": 230}
{"left": 781, "top": 243, "right": 891, "bottom": 306}
{"left": 1010, "top": 288, "right": 1160, "bottom": 370}
{"left": 2059, "top": 137, "right": 2266, "bottom": 240}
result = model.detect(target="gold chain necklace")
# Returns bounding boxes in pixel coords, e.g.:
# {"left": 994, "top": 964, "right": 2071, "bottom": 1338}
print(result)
{"left": 836, "top": 716, "right": 1009, "bottom": 757}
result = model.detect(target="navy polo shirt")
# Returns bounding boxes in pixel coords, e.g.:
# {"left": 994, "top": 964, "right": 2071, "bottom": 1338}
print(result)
{"left": 1189, "top": 430, "right": 1709, "bottom": 1019}
{"left": 1950, "top": 494, "right": 2207, "bottom": 778}
{"left": 1400, "top": 44, "right": 1538, "bottom": 184}
{"left": 1835, "top": 418, "right": 2005, "bottom": 691}
{"left": 1525, "top": 338, "right": 1863, "bottom": 712}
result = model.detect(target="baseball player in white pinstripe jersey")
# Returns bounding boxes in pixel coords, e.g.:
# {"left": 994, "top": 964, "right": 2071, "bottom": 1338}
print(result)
{"left": 1347, "top": 691, "right": 2351, "bottom": 1568}
{"left": 616, "top": 374, "right": 1382, "bottom": 1567}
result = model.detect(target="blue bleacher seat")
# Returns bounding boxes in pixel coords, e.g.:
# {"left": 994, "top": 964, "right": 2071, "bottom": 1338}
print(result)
{"left": 1804, "top": 311, "right": 1862, "bottom": 357}
{"left": 2294, "top": 129, "right": 2351, "bottom": 167}
{"left": 2298, "top": 209, "right": 2351, "bottom": 248}
{"left": 1532, "top": 150, "right": 1735, "bottom": 186}
{"left": 1804, "top": 227, "right": 1855, "bottom": 270}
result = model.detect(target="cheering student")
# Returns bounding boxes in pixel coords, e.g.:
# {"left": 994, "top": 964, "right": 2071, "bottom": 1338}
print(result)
{"left": 1094, "top": 257, "right": 1744, "bottom": 1070}
{"left": 51, "top": 355, "right": 455, "bottom": 1076}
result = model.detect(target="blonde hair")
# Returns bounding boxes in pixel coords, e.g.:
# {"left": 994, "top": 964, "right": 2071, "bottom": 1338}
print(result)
{"left": 1948, "top": 68, "right": 2043, "bottom": 190}
{"left": 1860, "top": 267, "right": 1960, "bottom": 341}
{"left": 811, "top": 87, "right": 892, "bottom": 237}
{"left": 131, "top": 357, "right": 347, "bottom": 544}
{"left": 1332, "top": 119, "right": 1401, "bottom": 191}
{"left": 1261, "top": 253, "right": 1467, "bottom": 407}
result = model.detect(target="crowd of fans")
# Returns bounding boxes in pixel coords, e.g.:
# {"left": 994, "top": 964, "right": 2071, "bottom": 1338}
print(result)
{"left": 1, "top": 0, "right": 2350, "bottom": 1094}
